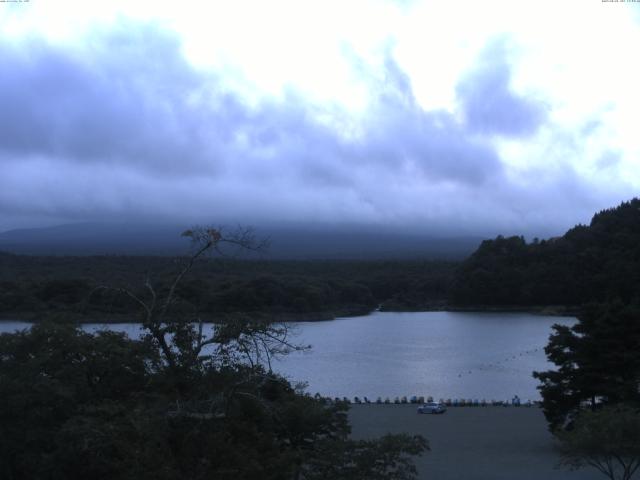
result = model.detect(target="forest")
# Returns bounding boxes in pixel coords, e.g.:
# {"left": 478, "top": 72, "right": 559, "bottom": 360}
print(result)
{"left": 2, "top": 199, "right": 640, "bottom": 322}
{"left": 0, "top": 254, "right": 455, "bottom": 322}
{"left": 450, "top": 198, "right": 640, "bottom": 308}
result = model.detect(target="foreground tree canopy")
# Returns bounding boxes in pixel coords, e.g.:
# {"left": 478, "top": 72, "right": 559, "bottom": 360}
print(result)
{"left": 535, "top": 301, "right": 640, "bottom": 479}
{"left": 557, "top": 405, "right": 640, "bottom": 480}
{"left": 0, "top": 227, "right": 427, "bottom": 480}
{"left": 534, "top": 301, "right": 640, "bottom": 431}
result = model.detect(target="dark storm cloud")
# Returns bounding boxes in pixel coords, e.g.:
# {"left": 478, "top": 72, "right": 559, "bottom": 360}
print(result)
{"left": 0, "top": 23, "right": 618, "bottom": 236}
{"left": 0, "top": 25, "right": 230, "bottom": 176}
{"left": 456, "top": 38, "right": 546, "bottom": 137}
{"left": 358, "top": 104, "right": 502, "bottom": 185}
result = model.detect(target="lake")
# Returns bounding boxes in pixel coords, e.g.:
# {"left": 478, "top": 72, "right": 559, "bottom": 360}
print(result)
{"left": 0, "top": 311, "right": 575, "bottom": 401}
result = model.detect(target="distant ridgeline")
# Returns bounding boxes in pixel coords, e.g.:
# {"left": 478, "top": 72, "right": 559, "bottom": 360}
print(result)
{"left": 3, "top": 198, "right": 639, "bottom": 321}
{"left": 450, "top": 198, "right": 640, "bottom": 308}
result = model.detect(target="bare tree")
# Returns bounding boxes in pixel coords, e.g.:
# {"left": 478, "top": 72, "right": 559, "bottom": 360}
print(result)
{"left": 95, "top": 226, "right": 306, "bottom": 373}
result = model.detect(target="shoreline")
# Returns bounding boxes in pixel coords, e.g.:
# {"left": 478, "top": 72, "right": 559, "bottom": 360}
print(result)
{"left": 0, "top": 304, "right": 579, "bottom": 324}
{"left": 0, "top": 308, "right": 369, "bottom": 324}
{"left": 380, "top": 304, "right": 580, "bottom": 317}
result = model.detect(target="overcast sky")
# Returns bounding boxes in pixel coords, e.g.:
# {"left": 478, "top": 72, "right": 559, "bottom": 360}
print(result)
{"left": 1, "top": 0, "right": 639, "bottom": 237}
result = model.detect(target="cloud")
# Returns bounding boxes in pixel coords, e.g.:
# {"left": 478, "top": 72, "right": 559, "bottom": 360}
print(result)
{"left": 0, "top": 24, "right": 226, "bottom": 176}
{"left": 596, "top": 150, "right": 622, "bottom": 170}
{"left": 343, "top": 51, "right": 505, "bottom": 186}
{"left": 0, "top": 22, "right": 630, "bottom": 238}
{"left": 456, "top": 38, "right": 547, "bottom": 137}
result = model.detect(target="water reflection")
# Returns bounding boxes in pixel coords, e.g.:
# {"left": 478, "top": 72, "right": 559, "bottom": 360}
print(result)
{"left": 273, "top": 311, "right": 575, "bottom": 401}
{"left": 0, "top": 311, "right": 575, "bottom": 401}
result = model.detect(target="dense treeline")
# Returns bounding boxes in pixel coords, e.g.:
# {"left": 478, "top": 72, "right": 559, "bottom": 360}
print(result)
{"left": 451, "top": 198, "right": 640, "bottom": 308}
{"left": 0, "top": 254, "right": 456, "bottom": 321}
{"left": 4, "top": 198, "right": 639, "bottom": 319}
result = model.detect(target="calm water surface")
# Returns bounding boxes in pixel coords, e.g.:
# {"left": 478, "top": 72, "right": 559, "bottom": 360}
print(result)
{"left": 1, "top": 311, "right": 575, "bottom": 401}
{"left": 274, "top": 311, "right": 575, "bottom": 401}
